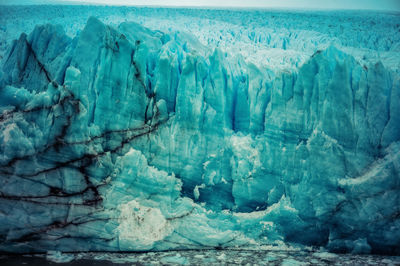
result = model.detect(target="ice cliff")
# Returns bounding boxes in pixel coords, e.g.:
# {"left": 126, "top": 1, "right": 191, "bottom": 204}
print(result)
{"left": 0, "top": 16, "right": 399, "bottom": 255}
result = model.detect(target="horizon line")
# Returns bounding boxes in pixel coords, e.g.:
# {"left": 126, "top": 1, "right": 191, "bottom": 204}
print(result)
{"left": 1, "top": 3, "right": 399, "bottom": 12}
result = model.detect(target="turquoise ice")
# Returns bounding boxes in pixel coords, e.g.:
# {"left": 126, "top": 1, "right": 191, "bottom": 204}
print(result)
{"left": 0, "top": 8, "right": 399, "bottom": 255}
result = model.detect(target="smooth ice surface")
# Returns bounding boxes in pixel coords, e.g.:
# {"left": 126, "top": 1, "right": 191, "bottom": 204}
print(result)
{"left": 0, "top": 5, "right": 399, "bottom": 255}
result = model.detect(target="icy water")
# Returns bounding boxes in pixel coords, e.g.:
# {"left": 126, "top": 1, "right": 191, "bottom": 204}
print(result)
{"left": 1, "top": 250, "right": 400, "bottom": 265}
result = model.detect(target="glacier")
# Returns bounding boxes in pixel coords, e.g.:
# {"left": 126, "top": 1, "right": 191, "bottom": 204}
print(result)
{"left": 0, "top": 6, "right": 399, "bottom": 255}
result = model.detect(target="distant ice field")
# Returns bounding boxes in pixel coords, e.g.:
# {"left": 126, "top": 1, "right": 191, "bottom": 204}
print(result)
{"left": 1, "top": 5, "right": 399, "bottom": 72}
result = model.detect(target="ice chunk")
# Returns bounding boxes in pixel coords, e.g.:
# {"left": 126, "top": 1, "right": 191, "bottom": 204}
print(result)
{"left": 46, "top": 251, "right": 74, "bottom": 263}
{"left": 117, "top": 200, "right": 172, "bottom": 250}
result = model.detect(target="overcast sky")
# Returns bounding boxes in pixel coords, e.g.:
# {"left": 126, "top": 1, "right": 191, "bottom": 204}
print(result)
{"left": 1, "top": 0, "right": 399, "bottom": 11}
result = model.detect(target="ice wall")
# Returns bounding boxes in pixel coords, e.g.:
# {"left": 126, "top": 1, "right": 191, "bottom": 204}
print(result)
{"left": 0, "top": 17, "right": 399, "bottom": 254}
